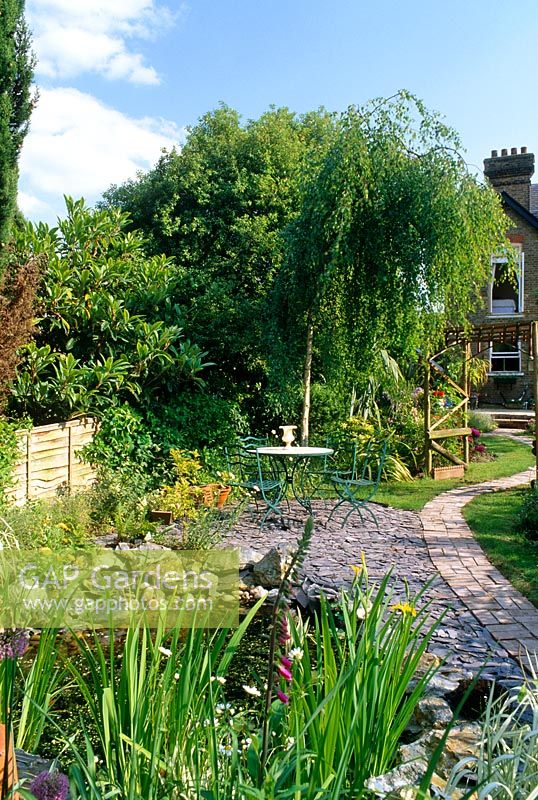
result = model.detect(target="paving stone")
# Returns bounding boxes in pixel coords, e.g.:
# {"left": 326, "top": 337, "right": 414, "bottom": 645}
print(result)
{"left": 222, "top": 502, "right": 524, "bottom": 682}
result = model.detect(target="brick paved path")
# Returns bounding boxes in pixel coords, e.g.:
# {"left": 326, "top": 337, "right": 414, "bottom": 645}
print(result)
{"left": 420, "top": 467, "right": 538, "bottom": 672}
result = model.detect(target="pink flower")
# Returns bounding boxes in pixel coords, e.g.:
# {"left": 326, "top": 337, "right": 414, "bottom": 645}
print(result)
{"left": 471, "top": 427, "right": 480, "bottom": 438}
{"left": 277, "top": 664, "right": 292, "bottom": 682}
{"left": 276, "top": 689, "right": 290, "bottom": 704}
{"left": 474, "top": 443, "right": 486, "bottom": 453}
{"left": 280, "top": 656, "right": 292, "bottom": 670}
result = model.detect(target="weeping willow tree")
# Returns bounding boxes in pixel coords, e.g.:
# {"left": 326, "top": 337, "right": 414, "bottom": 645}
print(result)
{"left": 272, "top": 92, "right": 509, "bottom": 443}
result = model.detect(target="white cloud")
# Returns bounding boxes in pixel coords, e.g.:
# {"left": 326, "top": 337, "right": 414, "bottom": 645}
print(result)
{"left": 18, "top": 87, "right": 183, "bottom": 222}
{"left": 17, "top": 191, "right": 54, "bottom": 218}
{"left": 27, "top": 0, "right": 179, "bottom": 84}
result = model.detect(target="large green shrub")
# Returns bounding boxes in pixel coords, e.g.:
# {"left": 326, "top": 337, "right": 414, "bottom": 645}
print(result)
{"left": 102, "top": 106, "right": 338, "bottom": 430}
{"left": 146, "top": 393, "right": 247, "bottom": 455}
{"left": 10, "top": 198, "right": 208, "bottom": 424}
{"left": 82, "top": 405, "right": 159, "bottom": 482}
{"left": 82, "top": 397, "right": 246, "bottom": 497}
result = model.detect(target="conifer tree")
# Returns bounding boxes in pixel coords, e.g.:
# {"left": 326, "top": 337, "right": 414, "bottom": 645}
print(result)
{"left": 0, "top": 0, "right": 36, "bottom": 246}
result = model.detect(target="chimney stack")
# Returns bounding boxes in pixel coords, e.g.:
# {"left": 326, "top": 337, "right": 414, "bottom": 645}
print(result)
{"left": 484, "top": 147, "right": 534, "bottom": 209}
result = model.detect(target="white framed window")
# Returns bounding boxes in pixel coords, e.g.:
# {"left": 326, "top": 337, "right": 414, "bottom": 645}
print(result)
{"left": 488, "top": 244, "right": 524, "bottom": 315}
{"left": 489, "top": 340, "right": 522, "bottom": 373}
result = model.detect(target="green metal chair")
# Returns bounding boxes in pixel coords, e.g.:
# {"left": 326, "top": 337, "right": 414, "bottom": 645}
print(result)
{"left": 326, "top": 439, "right": 388, "bottom": 527}
{"left": 238, "top": 435, "right": 269, "bottom": 449}
{"left": 295, "top": 437, "right": 340, "bottom": 501}
{"left": 224, "top": 443, "right": 285, "bottom": 524}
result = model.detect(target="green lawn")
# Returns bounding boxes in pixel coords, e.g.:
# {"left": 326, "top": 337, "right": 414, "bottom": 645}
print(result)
{"left": 375, "top": 435, "right": 534, "bottom": 511}
{"left": 462, "top": 488, "right": 538, "bottom": 607}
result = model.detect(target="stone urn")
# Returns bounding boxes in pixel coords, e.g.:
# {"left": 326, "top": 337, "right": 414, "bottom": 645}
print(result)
{"left": 279, "top": 425, "right": 297, "bottom": 449}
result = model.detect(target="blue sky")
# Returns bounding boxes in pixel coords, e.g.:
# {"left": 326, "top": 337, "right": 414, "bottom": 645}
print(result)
{"left": 19, "top": 0, "right": 538, "bottom": 223}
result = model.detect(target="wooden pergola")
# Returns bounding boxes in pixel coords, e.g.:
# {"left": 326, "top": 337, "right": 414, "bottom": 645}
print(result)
{"left": 424, "top": 321, "right": 537, "bottom": 479}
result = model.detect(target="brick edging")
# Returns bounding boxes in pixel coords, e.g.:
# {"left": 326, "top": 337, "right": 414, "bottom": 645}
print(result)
{"left": 420, "top": 468, "right": 538, "bottom": 670}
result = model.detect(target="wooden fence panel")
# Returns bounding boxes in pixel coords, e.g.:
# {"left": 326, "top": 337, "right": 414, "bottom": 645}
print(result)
{"left": 6, "top": 418, "right": 97, "bottom": 504}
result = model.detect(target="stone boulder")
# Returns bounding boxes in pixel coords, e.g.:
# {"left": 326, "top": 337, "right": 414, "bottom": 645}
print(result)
{"left": 251, "top": 547, "right": 293, "bottom": 588}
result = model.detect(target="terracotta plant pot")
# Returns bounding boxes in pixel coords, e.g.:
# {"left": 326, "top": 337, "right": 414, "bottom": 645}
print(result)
{"left": 200, "top": 483, "right": 220, "bottom": 507}
{"left": 197, "top": 484, "right": 232, "bottom": 509}
{"left": 0, "top": 723, "right": 19, "bottom": 799}
{"left": 216, "top": 485, "right": 231, "bottom": 509}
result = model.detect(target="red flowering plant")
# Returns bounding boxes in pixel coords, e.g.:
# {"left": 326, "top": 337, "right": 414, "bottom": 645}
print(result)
{"left": 468, "top": 427, "right": 489, "bottom": 460}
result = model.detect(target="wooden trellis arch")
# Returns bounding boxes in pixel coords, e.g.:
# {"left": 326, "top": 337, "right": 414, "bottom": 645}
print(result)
{"left": 424, "top": 321, "right": 536, "bottom": 477}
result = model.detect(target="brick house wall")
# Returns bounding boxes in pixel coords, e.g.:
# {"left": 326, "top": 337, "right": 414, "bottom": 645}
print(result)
{"left": 469, "top": 147, "right": 538, "bottom": 406}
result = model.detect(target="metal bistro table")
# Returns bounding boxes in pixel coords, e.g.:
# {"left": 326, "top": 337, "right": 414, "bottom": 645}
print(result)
{"left": 255, "top": 445, "right": 334, "bottom": 516}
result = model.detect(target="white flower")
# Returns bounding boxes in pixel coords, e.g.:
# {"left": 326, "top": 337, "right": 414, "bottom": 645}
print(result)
{"left": 174, "top": 672, "right": 180, "bottom": 681}
{"left": 241, "top": 737, "right": 252, "bottom": 751}
{"left": 356, "top": 600, "right": 373, "bottom": 620}
{"left": 219, "top": 743, "right": 233, "bottom": 757}
{"left": 285, "top": 736, "right": 295, "bottom": 750}
{"left": 211, "top": 675, "right": 226, "bottom": 685}
{"left": 349, "top": 598, "right": 372, "bottom": 620}
{"left": 158, "top": 646, "right": 172, "bottom": 657}
{"left": 288, "top": 647, "right": 304, "bottom": 661}
{"left": 243, "top": 684, "right": 261, "bottom": 697}
{"left": 216, "top": 702, "right": 233, "bottom": 715}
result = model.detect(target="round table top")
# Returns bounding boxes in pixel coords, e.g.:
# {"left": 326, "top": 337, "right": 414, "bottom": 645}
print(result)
{"left": 256, "top": 446, "right": 333, "bottom": 456}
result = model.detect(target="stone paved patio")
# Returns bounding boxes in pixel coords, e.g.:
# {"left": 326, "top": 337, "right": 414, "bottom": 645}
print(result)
{"left": 223, "top": 497, "right": 528, "bottom": 686}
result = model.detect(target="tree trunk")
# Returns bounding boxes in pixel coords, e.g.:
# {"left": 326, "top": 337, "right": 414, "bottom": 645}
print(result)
{"left": 301, "top": 317, "right": 314, "bottom": 445}
{"left": 423, "top": 355, "right": 432, "bottom": 476}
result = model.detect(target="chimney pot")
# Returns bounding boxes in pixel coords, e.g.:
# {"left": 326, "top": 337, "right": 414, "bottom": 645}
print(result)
{"left": 484, "top": 147, "right": 534, "bottom": 210}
